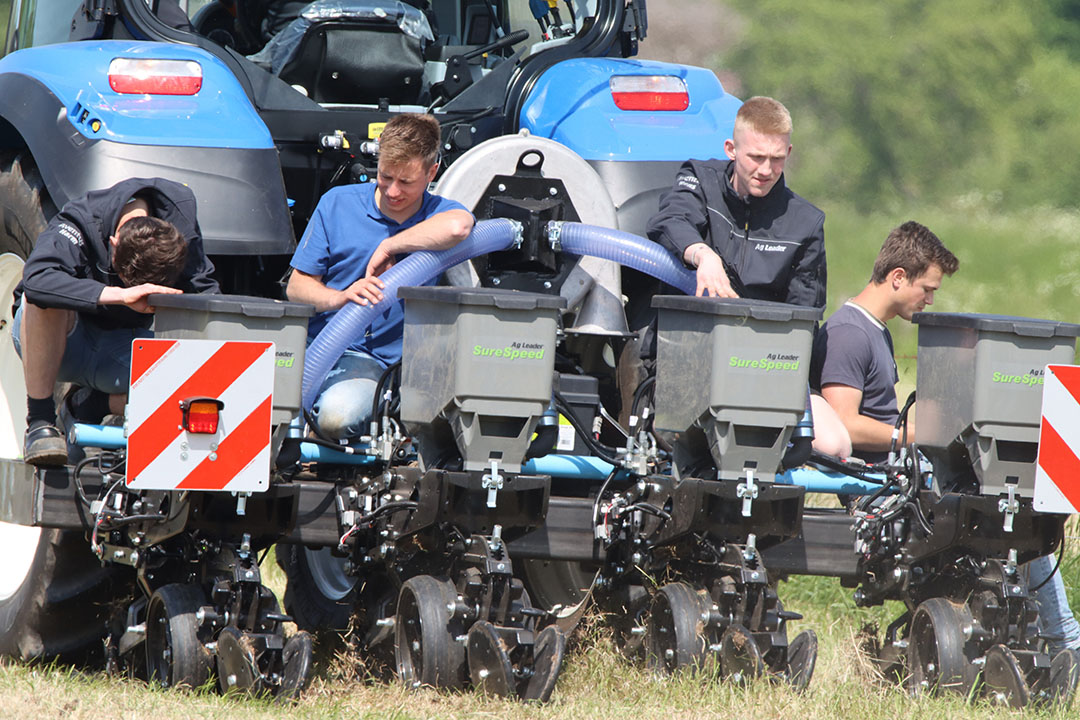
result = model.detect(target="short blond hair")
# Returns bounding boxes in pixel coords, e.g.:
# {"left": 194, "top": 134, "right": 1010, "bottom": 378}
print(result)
{"left": 734, "top": 96, "right": 792, "bottom": 137}
{"left": 378, "top": 113, "right": 441, "bottom": 167}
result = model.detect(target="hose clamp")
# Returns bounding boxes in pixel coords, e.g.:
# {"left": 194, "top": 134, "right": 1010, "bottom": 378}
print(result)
{"left": 509, "top": 219, "right": 525, "bottom": 249}
{"left": 547, "top": 220, "right": 563, "bottom": 251}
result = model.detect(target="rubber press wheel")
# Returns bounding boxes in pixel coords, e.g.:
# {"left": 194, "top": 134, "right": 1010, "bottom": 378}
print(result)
{"left": 145, "top": 583, "right": 211, "bottom": 689}
{"left": 645, "top": 582, "right": 708, "bottom": 673}
{"left": 395, "top": 575, "right": 465, "bottom": 690}
{"left": 907, "top": 598, "right": 977, "bottom": 696}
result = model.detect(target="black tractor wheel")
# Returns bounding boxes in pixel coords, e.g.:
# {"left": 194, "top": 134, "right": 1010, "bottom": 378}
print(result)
{"left": 645, "top": 582, "right": 708, "bottom": 673}
{"left": 276, "top": 544, "right": 356, "bottom": 633}
{"left": 0, "top": 155, "right": 128, "bottom": 665}
{"left": 395, "top": 575, "right": 466, "bottom": 690}
{"left": 145, "top": 583, "right": 212, "bottom": 689}
{"left": 908, "top": 598, "right": 978, "bottom": 696}
{"left": 0, "top": 527, "right": 128, "bottom": 662}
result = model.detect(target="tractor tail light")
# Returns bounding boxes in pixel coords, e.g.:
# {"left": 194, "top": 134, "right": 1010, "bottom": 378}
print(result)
{"left": 108, "top": 58, "right": 203, "bottom": 95}
{"left": 180, "top": 397, "right": 224, "bottom": 434}
{"left": 610, "top": 75, "right": 689, "bottom": 111}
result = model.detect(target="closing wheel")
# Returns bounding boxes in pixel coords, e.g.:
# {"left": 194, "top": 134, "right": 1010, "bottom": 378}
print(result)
{"left": 784, "top": 629, "right": 818, "bottom": 692}
{"left": 395, "top": 575, "right": 465, "bottom": 690}
{"left": 467, "top": 620, "right": 516, "bottom": 697}
{"left": 720, "top": 623, "right": 765, "bottom": 683}
{"left": 145, "top": 583, "right": 211, "bottom": 689}
{"left": 983, "top": 644, "right": 1031, "bottom": 708}
{"left": 1041, "top": 647, "right": 1080, "bottom": 707}
{"left": 645, "top": 582, "right": 708, "bottom": 673}
{"left": 521, "top": 625, "right": 567, "bottom": 702}
{"left": 277, "top": 631, "right": 314, "bottom": 700}
{"left": 907, "top": 598, "right": 978, "bottom": 696}
{"left": 216, "top": 626, "right": 261, "bottom": 694}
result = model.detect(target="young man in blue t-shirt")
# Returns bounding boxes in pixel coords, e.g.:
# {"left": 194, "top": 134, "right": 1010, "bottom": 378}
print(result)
{"left": 286, "top": 113, "right": 474, "bottom": 439}
{"left": 811, "top": 221, "right": 1080, "bottom": 656}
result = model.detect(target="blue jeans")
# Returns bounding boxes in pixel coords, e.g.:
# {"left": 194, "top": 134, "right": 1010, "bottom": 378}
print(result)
{"left": 309, "top": 348, "right": 386, "bottom": 440}
{"left": 12, "top": 303, "right": 151, "bottom": 394}
{"left": 1029, "top": 554, "right": 1080, "bottom": 653}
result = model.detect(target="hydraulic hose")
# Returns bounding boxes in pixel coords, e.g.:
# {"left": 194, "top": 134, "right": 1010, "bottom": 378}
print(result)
{"left": 302, "top": 220, "right": 696, "bottom": 411}
{"left": 550, "top": 221, "right": 697, "bottom": 296}
{"left": 301, "top": 219, "right": 522, "bottom": 409}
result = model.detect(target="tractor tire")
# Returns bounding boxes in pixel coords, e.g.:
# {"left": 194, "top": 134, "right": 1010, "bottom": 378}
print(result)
{"left": 0, "top": 155, "right": 126, "bottom": 664}
{"left": 0, "top": 527, "right": 128, "bottom": 662}
{"left": 276, "top": 544, "right": 357, "bottom": 633}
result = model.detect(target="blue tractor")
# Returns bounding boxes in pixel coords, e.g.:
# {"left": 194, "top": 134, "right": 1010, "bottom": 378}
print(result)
{"left": 0, "top": 0, "right": 740, "bottom": 682}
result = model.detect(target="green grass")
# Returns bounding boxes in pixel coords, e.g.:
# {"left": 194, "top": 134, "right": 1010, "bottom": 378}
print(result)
{"left": 821, "top": 199, "right": 1080, "bottom": 365}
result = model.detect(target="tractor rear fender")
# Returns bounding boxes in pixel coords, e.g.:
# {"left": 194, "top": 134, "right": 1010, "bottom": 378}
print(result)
{"left": 0, "top": 42, "right": 294, "bottom": 256}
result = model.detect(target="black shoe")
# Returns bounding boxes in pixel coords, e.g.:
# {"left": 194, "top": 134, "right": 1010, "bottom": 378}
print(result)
{"left": 24, "top": 421, "right": 68, "bottom": 467}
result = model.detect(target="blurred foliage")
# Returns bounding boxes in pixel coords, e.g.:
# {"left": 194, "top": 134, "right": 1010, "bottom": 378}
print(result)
{"left": 721, "top": 1, "right": 1080, "bottom": 212}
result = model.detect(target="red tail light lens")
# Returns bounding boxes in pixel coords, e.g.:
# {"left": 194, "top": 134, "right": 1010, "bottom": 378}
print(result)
{"left": 610, "top": 75, "right": 690, "bottom": 111}
{"left": 180, "top": 398, "right": 223, "bottom": 434}
{"left": 108, "top": 58, "right": 203, "bottom": 95}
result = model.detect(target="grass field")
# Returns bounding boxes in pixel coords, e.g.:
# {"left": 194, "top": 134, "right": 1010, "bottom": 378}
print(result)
{"left": 4, "top": 201, "right": 1080, "bottom": 718}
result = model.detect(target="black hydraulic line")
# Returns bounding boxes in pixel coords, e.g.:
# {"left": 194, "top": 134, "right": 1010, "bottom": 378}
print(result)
{"left": 629, "top": 374, "right": 655, "bottom": 421}
{"left": 808, "top": 450, "right": 885, "bottom": 484}
{"left": 1031, "top": 539, "right": 1066, "bottom": 593}
{"left": 73, "top": 451, "right": 126, "bottom": 509}
{"left": 591, "top": 466, "right": 619, "bottom": 529}
{"left": 101, "top": 513, "right": 169, "bottom": 527}
{"left": 370, "top": 360, "right": 402, "bottom": 425}
{"left": 355, "top": 500, "right": 419, "bottom": 524}
{"left": 890, "top": 391, "right": 916, "bottom": 458}
{"left": 624, "top": 502, "right": 670, "bottom": 522}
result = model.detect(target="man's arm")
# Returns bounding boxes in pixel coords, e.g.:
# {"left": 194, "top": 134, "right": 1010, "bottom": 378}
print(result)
{"left": 785, "top": 213, "right": 826, "bottom": 308}
{"left": 647, "top": 161, "right": 738, "bottom": 298}
{"left": 286, "top": 269, "right": 387, "bottom": 310}
{"left": 820, "top": 383, "right": 896, "bottom": 451}
{"left": 97, "top": 284, "right": 182, "bottom": 313}
{"left": 366, "top": 209, "right": 474, "bottom": 277}
{"left": 683, "top": 243, "right": 739, "bottom": 298}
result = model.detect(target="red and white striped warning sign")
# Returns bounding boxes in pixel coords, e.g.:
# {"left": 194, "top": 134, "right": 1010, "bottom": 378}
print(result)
{"left": 1034, "top": 364, "right": 1080, "bottom": 514}
{"left": 127, "top": 338, "right": 275, "bottom": 492}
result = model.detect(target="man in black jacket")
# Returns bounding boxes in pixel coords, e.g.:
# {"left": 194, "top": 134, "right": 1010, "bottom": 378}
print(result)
{"left": 647, "top": 96, "right": 826, "bottom": 308}
{"left": 14, "top": 178, "right": 219, "bottom": 466}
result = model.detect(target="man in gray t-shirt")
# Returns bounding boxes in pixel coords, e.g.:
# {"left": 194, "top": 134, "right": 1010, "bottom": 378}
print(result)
{"left": 809, "top": 221, "right": 957, "bottom": 463}
{"left": 810, "top": 220, "right": 1080, "bottom": 656}
{"left": 810, "top": 303, "right": 899, "bottom": 463}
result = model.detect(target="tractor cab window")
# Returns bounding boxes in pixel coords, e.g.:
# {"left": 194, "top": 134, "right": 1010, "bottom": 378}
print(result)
{"left": 8, "top": 0, "right": 82, "bottom": 51}
{"left": 182, "top": 0, "right": 597, "bottom": 108}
